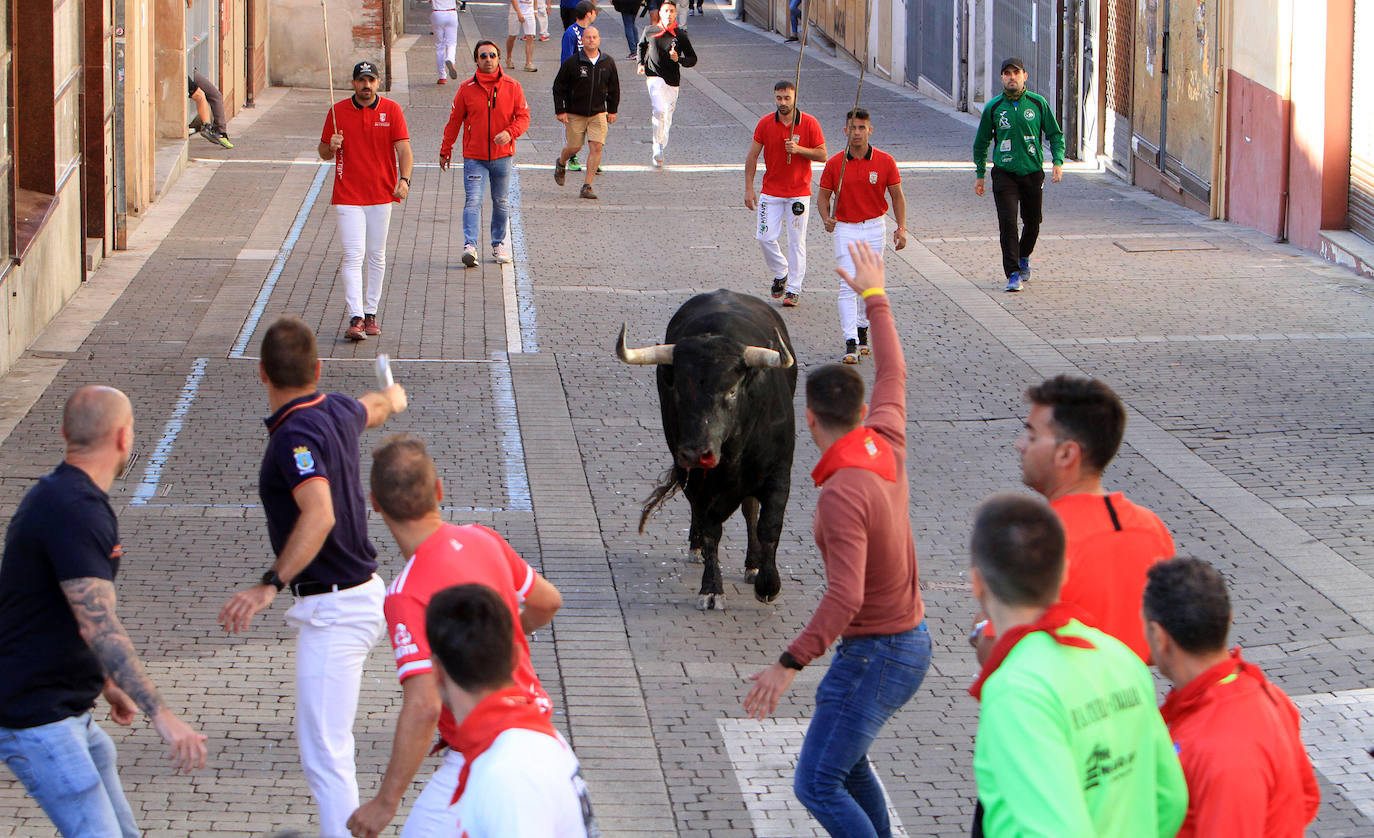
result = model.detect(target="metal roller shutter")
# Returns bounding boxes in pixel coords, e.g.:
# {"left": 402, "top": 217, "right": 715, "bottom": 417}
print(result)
{"left": 1351, "top": 0, "right": 1374, "bottom": 241}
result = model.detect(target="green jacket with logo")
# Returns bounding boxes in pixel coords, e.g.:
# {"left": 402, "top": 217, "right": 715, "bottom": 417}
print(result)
{"left": 974, "top": 620, "right": 1188, "bottom": 837}
{"left": 972, "top": 91, "right": 1066, "bottom": 178}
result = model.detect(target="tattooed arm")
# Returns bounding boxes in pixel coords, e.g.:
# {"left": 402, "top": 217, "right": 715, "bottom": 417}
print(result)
{"left": 61, "top": 577, "right": 208, "bottom": 771}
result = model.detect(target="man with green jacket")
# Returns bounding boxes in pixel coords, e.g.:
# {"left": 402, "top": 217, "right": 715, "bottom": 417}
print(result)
{"left": 973, "top": 57, "right": 1065, "bottom": 292}
{"left": 967, "top": 492, "right": 1188, "bottom": 837}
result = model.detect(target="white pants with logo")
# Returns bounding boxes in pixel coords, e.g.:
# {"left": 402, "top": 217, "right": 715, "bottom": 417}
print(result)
{"left": 285, "top": 575, "right": 387, "bottom": 838}
{"left": 430, "top": 10, "right": 459, "bottom": 78}
{"left": 835, "top": 217, "right": 886, "bottom": 341}
{"left": 757, "top": 193, "right": 810, "bottom": 293}
{"left": 400, "top": 749, "right": 465, "bottom": 837}
{"left": 335, "top": 204, "right": 393, "bottom": 319}
{"left": 646, "top": 77, "right": 679, "bottom": 155}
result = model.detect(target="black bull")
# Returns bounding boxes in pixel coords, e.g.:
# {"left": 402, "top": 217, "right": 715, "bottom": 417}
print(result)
{"left": 617, "top": 289, "right": 797, "bottom": 610}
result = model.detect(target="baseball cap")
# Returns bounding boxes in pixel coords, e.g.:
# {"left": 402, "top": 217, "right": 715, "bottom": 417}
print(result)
{"left": 1000, "top": 56, "right": 1025, "bottom": 73}
{"left": 353, "top": 61, "right": 380, "bottom": 80}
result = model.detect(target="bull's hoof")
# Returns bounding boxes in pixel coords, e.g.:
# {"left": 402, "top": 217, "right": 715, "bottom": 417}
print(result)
{"left": 744, "top": 568, "right": 759, "bottom": 583}
{"left": 696, "top": 593, "right": 726, "bottom": 611}
{"left": 753, "top": 568, "right": 782, "bottom": 604}
{"left": 754, "top": 589, "right": 780, "bottom": 604}
{"left": 688, "top": 548, "right": 704, "bottom": 564}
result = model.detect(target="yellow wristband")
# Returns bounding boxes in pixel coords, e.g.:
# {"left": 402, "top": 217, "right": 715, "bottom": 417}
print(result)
{"left": 860, "top": 288, "right": 886, "bottom": 299}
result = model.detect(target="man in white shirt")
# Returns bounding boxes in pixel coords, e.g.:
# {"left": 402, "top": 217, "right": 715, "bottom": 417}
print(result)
{"left": 427, "top": 583, "right": 600, "bottom": 837}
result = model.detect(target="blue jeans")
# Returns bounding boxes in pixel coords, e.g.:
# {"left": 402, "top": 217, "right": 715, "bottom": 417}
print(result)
{"left": 0, "top": 712, "right": 139, "bottom": 837}
{"left": 789, "top": 0, "right": 802, "bottom": 33}
{"left": 794, "top": 623, "right": 931, "bottom": 838}
{"left": 620, "top": 11, "right": 638, "bottom": 54}
{"left": 462, "top": 155, "right": 512, "bottom": 249}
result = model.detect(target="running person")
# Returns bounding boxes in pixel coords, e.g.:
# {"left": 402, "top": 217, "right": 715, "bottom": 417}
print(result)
{"left": 972, "top": 56, "right": 1064, "bottom": 292}
{"left": 745, "top": 80, "right": 826, "bottom": 308}
{"left": 219, "top": 316, "right": 408, "bottom": 838}
{"left": 817, "top": 108, "right": 907, "bottom": 364}
{"left": 347, "top": 436, "right": 562, "bottom": 838}
{"left": 430, "top": 0, "right": 460, "bottom": 84}
{"left": 318, "top": 61, "right": 414, "bottom": 341}
{"left": 636, "top": 0, "right": 696, "bottom": 167}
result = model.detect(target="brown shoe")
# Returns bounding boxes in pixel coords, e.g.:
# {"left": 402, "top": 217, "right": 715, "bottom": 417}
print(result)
{"left": 345, "top": 316, "right": 366, "bottom": 341}
{"left": 579, "top": 184, "right": 597, "bottom": 199}
{"left": 363, "top": 313, "right": 381, "bottom": 336}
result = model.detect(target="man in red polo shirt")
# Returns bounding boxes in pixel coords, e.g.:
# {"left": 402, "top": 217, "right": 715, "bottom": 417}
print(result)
{"left": 745, "top": 80, "right": 826, "bottom": 308}
{"left": 345, "top": 435, "right": 562, "bottom": 838}
{"left": 817, "top": 108, "right": 907, "bottom": 364}
{"left": 319, "top": 61, "right": 414, "bottom": 342}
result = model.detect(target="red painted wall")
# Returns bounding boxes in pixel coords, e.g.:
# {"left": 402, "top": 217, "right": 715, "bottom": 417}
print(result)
{"left": 1225, "top": 71, "right": 1286, "bottom": 238}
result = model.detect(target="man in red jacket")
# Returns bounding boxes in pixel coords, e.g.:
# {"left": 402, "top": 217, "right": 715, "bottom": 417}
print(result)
{"left": 1144, "top": 557, "right": 1320, "bottom": 837}
{"left": 743, "top": 240, "right": 928, "bottom": 836}
{"left": 439, "top": 40, "right": 531, "bottom": 268}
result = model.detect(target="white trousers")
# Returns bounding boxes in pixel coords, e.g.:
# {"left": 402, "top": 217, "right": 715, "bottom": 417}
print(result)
{"left": 285, "top": 575, "right": 387, "bottom": 838}
{"left": 646, "top": 77, "right": 679, "bottom": 154}
{"left": 400, "top": 749, "right": 465, "bottom": 837}
{"left": 535, "top": 0, "right": 550, "bottom": 36}
{"left": 757, "top": 193, "right": 810, "bottom": 293}
{"left": 335, "top": 204, "right": 392, "bottom": 319}
{"left": 430, "top": 10, "right": 459, "bottom": 78}
{"left": 835, "top": 217, "right": 886, "bottom": 341}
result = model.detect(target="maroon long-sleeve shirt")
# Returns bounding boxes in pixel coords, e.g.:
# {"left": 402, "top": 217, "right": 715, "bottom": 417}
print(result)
{"left": 787, "top": 293, "right": 925, "bottom": 665}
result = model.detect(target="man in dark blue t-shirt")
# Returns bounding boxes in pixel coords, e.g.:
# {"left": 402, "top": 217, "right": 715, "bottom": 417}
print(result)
{"left": 218, "top": 316, "right": 407, "bottom": 837}
{"left": 0, "top": 386, "right": 207, "bottom": 836}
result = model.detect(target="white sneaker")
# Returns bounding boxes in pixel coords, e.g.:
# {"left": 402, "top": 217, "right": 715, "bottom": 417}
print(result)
{"left": 493, "top": 243, "right": 513, "bottom": 264}
{"left": 462, "top": 243, "right": 478, "bottom": 267}
{"left": 651, "top": 151, "right": 664, "bottom": 168}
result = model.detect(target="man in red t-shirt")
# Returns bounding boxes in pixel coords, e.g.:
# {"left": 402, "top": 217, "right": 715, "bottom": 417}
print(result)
{"left": 977, "top": 375, "right": 1174, "bottom": 662}
{"left": 318, "top": 61, "right": 413, "bottom": 342}
{"left": 345, "top": 435, "right": 562, "bottom": 838}
{"left": 817, "top": 108, "right": 907, "bottom": 364}
{"left": 744, "top": 80, "right": 826, "bottom": 307}
{"left": 1144, "top": 557, "right": 1319, "bottom": 838}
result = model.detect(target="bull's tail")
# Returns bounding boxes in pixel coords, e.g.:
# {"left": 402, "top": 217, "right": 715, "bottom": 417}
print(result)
{"left": 639, "top": 466, "right": 685, "bottom": 534}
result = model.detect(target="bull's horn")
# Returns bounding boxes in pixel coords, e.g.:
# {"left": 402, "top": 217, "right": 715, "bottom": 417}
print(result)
{"left": 742, "top": 331, "right": 794, "bottom": 369}
{"left": 616, "top": 324, "right": 675, "bottom": 365}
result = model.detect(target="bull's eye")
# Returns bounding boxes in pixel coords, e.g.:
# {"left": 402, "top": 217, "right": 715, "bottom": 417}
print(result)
{"left": 725, "top": 388, "right": 738, "bottom": 401}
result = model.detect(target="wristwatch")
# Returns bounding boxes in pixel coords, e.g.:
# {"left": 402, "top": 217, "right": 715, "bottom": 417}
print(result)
{"left": 399, "top": 176, "right": 411, "bottom": 185}
{"left": 261, "top": 570, "right": 286, "bottom": 592}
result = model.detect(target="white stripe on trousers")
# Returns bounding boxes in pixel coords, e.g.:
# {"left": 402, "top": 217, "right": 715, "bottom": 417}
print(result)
{"left": 756, "top": 193, "right": 810, "bottom": 293}
{"left": 335, "top": 203, "right": 392, "bottom": 319}
{"left": 835, "top": 217, "right": 887, "bottom": 341}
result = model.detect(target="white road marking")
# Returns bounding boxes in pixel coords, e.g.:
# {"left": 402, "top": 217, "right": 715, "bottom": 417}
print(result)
{"left": 131, "top": 358, "right": 209, "bottom": 505}
{"left": 1294, "top": 689, "right": 1374, "bottom": 825}
{"left": 717, "top": 717, "right": 909, "bottom": 837}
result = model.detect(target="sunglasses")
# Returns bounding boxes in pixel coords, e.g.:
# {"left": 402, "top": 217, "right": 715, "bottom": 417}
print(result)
{"left": 478, "top": 52, "right": 499, "bottom": 58}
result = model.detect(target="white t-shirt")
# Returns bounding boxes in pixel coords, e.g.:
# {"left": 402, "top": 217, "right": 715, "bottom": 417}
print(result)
{"left": 454, "top": 729, "right": 600, "bottom": 838}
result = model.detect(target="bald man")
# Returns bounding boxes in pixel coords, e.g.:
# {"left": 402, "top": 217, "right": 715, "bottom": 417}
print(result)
{"left": 0, "top": 386, "right": 207, "bottom": 838}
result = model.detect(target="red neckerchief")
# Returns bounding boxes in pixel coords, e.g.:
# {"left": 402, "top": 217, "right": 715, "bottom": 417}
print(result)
{"left": 448, "top": 686, "right": 560, "bottom": 805}
{"left": 656, "top": 21, "right": 679, "bottom": 37}
{"left": 1159, "top": 648, "right": 1255, "bottom": 726}
{"left": 968, "top": 603, "right": 1096, "bottom": 700}
{"left": 811, "top": 425, "right": 896, "bottom": 487}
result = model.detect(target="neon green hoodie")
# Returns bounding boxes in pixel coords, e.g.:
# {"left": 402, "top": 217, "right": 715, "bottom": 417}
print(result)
{"left": 974, "top": 619, "right": 1187, "bottom": 837}
{"left": 972, "top": 91, "right": 1066, "bottom": 178}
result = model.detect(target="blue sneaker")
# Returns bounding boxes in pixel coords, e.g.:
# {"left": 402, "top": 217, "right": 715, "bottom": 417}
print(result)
{"left": 1018, "top": 257, "right": 1030, "bottom": 283}
{"left": 1005, "top": 272, "right": 1023, "bottom": 292}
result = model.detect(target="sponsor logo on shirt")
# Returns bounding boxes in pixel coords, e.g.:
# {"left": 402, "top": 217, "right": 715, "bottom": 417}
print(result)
{"left": 293, "top": 446, "right": 316, "bottom": 475}
{"left": 1024, "top": 108, "right": 1036, "bottom": 122}
{"left": 1069, "top": 685, "right": 1143, "bottom": 730}
{"left": 379, "top": 112, "right": 389, "bottom": 124}
{"left": 868, "top": 171, "right": 878, "bottom": 185}
{"left": 1083, "top": 744, "right": 1136, "bottom": 790}
{"left": 997, "top": 112, "right": 1011, "bottom": 130}
{"left": 393, "top": 622, "right": 420, "bottom": 659}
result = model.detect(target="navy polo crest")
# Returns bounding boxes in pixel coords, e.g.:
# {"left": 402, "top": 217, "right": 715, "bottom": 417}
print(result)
{"left": 293, "top": 445, "right": 316, "bottom": 475}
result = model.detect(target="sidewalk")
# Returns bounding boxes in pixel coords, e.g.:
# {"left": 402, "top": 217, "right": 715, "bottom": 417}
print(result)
{"left": 1, "top": 1, "right": 1372, "bottom": 835}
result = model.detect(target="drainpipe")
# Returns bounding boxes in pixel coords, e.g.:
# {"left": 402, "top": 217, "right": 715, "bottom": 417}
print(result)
{"left": 1275, "top": 0, "right": 1295, "bottom": 242}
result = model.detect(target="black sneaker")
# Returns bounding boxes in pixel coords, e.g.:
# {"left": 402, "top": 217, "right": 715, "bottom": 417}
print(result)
{"left": 445, "top": 59, "right": 459, "bottom": 79}
{"left": 770, "top": 277, "right": 787, "bottom": 298}
{"left": 842, "top": 340, "right": 859, "bottom": 364}
{"left": 857, "top": 326, "right": 871, "bottom": 356}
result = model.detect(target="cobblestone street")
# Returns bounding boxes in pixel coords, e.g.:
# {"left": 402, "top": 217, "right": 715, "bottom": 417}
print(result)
{"left": 1, "top": 1, "right": 1373, "bottom": 834}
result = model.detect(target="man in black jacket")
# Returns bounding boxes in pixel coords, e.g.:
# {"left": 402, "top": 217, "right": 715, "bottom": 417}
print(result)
{"left": 636, "top": 0, "right": 696, "bottom": 166}
{"left": 553, "top": 26, "right": 620, "bottom": 199}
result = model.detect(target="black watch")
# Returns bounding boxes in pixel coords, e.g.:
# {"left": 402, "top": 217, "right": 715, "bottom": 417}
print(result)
{"left": 399, "top": 176, "right": 411, "bottom": 184}
{"left": 778, "top": 651, "right": 804, "bottom": 671}
{"left": 261, "top": 570, "right": 286, "bottom": 592}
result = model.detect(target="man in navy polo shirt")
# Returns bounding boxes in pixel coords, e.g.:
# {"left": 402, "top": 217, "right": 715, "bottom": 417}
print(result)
{"left": 0, "top": 386, "right": 207, "bottom": 837}
{"left": 219, "top": 316, "right": 407, "bottom": 838}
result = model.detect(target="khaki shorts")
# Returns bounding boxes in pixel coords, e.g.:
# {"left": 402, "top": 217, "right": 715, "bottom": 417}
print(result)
{"left": 565, "top": 112, "right": 610, "bottom": 146}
